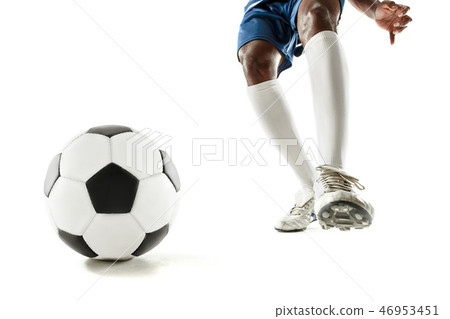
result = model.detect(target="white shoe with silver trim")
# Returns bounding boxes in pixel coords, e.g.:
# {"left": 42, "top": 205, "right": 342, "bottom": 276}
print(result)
{"left": 275, "top": 190, "right": 316, "bottom": 232}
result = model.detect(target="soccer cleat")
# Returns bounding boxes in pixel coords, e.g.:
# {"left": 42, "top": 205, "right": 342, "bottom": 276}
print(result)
{"left": 315, "top": 165, "right": 374, "bottom": 231}
{"left": 275, "top": 194, "right": 316, "bottom": 232}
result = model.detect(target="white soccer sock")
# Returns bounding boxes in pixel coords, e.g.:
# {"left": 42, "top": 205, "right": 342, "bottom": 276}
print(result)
{"left": 247, "top": 79, "right": 315, "bottom": 194}
{"left": 305, "top": 31, "right": 349, "bottom": 169}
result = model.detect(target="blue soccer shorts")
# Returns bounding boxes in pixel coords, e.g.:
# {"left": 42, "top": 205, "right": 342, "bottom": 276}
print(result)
{"left": 237, "top": 0, "right": 345, "bottom": 75}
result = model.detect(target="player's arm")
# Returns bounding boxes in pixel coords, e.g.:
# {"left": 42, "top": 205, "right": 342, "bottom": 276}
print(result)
{"left": 348, "top": 0, "right": 381, "bottom": 19}
{"left": 348, "top": 0, "right": 412, "bottom": 45}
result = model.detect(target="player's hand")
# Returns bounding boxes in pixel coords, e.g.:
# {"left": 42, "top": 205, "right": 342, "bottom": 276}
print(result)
{"left": 375, "top": 1, "right": 412, "bottom": 45}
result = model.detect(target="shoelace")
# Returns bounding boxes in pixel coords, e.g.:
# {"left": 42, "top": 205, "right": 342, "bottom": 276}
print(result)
{"left": 290, "top": 198, "right": 314, "bottom": 215}
{"left": 316, "top": 165, "right": 365, "bottom": 193}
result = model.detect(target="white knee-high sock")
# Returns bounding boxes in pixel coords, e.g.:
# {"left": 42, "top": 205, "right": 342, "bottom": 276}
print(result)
{"left": 305, "top": 31, "right": 349, "bottom": 169}
{"left": 247, "top": 79, "right": 315, "bottom": 201}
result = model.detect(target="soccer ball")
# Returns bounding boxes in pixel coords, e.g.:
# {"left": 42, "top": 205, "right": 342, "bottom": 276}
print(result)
{"left": 44, "top": 125, "right": 180, "bottom": 260}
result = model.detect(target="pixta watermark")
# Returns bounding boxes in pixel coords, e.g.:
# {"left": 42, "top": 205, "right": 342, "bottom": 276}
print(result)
{"left": 126, "top": 129, "right": 325, "bottom": 172}
{"left": 126, "top": 128, "right": 172, "bottom": 175}
{"left": 192, "top": 137, "right": 325, "bottom": 167}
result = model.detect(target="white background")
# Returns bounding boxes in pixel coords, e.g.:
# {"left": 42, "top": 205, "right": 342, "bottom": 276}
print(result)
{"left": 0, "top": 0, "right": 449, "bottom": 318}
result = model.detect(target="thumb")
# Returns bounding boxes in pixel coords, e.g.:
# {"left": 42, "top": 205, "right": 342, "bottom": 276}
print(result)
{"left": 390, "top": 31, "right": 395, "bottom": 45}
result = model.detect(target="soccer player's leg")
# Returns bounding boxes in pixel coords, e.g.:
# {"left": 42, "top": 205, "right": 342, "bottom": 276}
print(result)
{"left": 239, "top": 39, "right": 283, "bottom": 86}
{"left": 238, "top": 39, "right": 316, "bottom": 232}
{"left": 297, "top": 0, "right": 374, "bottom": 230}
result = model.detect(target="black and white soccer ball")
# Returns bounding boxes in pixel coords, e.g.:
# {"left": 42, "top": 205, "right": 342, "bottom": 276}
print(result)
{"left": 44, "top": 125, "right": 180, "bottom": 260}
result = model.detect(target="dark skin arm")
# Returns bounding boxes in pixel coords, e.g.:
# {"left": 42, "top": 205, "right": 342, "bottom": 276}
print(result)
{"left": 348, "top": 0, "right": 412, "bottom": 44}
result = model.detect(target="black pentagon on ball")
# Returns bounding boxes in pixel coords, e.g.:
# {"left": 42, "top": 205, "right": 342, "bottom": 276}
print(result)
{"left": 159, "top": 150, "right": 181, "bottom": 192}
{"left": 87, "top": 125, "right": 133, "bottom": 138}
{"left": 44, "top": 153, "right": 62, "bottom": 197}
{"left": 58, "top": 229, "right": 97, "bottom": 258}
{"left": 86, "top": 163, "right": 139, "bottom": 213}
{"left": 132, "top": 224, "right": 169, "bottom": 257}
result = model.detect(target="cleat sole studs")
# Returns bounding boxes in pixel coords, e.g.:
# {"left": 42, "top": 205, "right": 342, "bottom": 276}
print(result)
{"left": 318, "top": 201, "right": 373, "bottom": 231}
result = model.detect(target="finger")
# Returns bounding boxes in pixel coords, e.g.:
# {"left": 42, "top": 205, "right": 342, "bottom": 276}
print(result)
{"left": 390, "top": 31, "right": 395, "bottom": 45}
{"left": 393, "top": 15, "right": 412, "bottom": 27}
{"left": 400, "top": 15, "right": 413, "bottom": 25}
{"left": 382, "top": 1, "right": 397, "bottom": 11}
{"left": 387, "top": 1, "right": 397, "bottom": 9}
{"left": 397, "top": 6, "right": 410, "bottom": 17}
{"left": 393, "top": 26, "right": 407, "bottom": 34}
